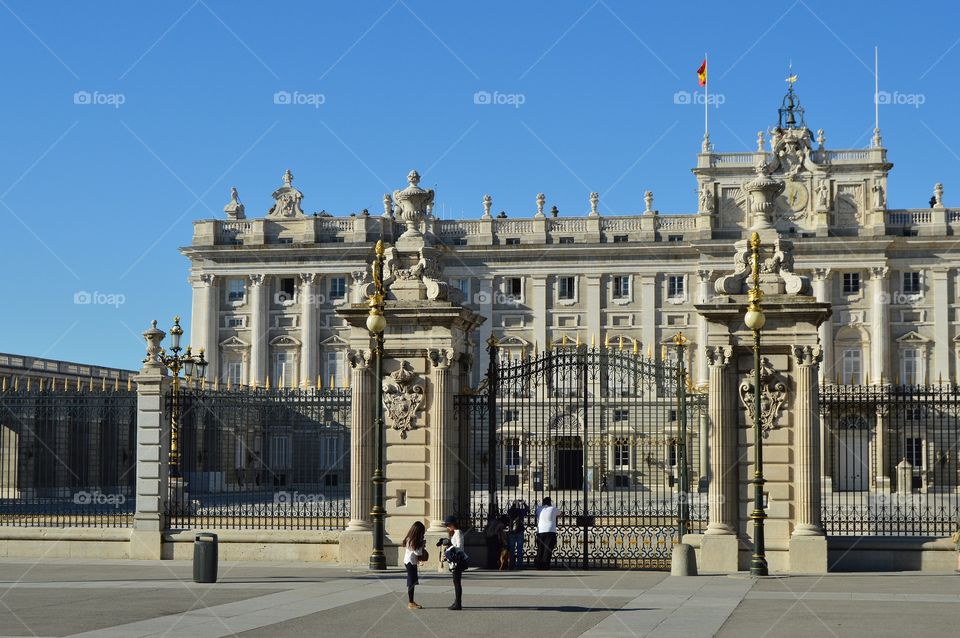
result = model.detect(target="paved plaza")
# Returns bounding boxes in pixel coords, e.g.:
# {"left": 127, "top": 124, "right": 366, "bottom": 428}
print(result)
{"left": 0, "top": 558, "right": 958, "bottom": 637}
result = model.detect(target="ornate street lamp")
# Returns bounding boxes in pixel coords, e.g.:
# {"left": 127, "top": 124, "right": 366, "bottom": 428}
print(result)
{"left": 743, "top": 232, "right": 768, "bottom": 576}
{"left": 367, "top": 240, "right": 388, "bottom": 571}
{"left": 157, "top": 316, "right": 208, "bottom": 479}
{"left": 672, "top": 331, "right": 690, "bottom": 539}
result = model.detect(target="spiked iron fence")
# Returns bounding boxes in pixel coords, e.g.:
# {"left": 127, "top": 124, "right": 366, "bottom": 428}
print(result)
{"left": 458, "top": 341, "right": 707, "bottom": 569}
{"left": 0, "top": 380, "right": 136, "bottom": 527}
{"left": 821, "top": 383, "right": 960, "bottom": 536}
{"left": 165, "top": 386, "right": 351, "bottom": 530}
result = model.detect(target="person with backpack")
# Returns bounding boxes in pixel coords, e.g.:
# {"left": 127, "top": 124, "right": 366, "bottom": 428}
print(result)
{"left": 437, "top": 514, "right": 468, "bottom": 610}
{"left": 483, "top": 511, "right": 506, "bottom": 569}
{"left": 401, "top": 521, "right": 428, "bottom": 610}
{"left": 506, "top": 499, "right": 529, "bottom": 569}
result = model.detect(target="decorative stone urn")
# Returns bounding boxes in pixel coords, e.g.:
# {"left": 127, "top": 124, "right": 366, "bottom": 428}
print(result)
{"left": 393, "top": 170, "right": 435, "bottom": 239}
{"left": 745, "top": 163, "right": 784, "bottom": 230}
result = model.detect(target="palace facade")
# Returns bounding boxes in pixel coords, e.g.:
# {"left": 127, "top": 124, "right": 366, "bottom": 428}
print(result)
{"left": 182, "top": 87, "right": 957, "bottom": 398}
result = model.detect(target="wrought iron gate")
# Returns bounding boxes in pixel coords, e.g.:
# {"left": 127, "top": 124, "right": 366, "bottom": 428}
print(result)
{"left": 457, "top": 337, "right": 707, "bottom": 569}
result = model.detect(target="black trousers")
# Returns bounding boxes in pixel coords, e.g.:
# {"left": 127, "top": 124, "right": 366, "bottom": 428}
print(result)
{"left": 535, "top": 532, "right": 557, "bottom": 569}
{"left": 452, "top": 566, "right": 465, "bottom": 605}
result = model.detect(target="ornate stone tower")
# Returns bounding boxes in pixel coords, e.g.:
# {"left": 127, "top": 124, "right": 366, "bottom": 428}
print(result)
{"left": 337, "top": 170, "right": 484, "bottom": 566}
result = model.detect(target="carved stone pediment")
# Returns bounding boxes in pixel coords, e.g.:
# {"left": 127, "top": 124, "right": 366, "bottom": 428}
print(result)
{"left": 739, "top": 357, "right": 787, "bottom": 436}
{"left": 382, "top": 361, "right": 425, "bottom": 439}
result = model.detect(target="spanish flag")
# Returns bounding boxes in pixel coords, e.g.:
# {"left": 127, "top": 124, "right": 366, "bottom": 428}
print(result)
{"left": 697, "top": 59, "right": 707, "bottom": 87}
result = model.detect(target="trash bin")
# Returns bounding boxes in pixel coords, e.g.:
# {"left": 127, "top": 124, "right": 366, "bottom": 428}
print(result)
{"left": 193, "top": 532, "right": 218, "bottom": 583}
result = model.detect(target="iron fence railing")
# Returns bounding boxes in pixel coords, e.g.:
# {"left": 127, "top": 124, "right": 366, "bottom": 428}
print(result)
{"left": 0, "top": 382, "right": 136, "bottom": 527}
{"left": 821, "top": 383, "right": 960, "bottom": 537}
{"left": 165, "top": 386, "right": 351, "bottom": 530}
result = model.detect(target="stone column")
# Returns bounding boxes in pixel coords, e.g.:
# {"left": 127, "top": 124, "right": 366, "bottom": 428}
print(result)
{"left": 299, "top": 273, "right": 319, "bottom": 386}
{"left": 345, "top": 349, "right": 373, "bottom": 531}
{"left": 190, "top": 273, "right": 219, "bottom": 383}
{"left": 792, "top": 345, "right": 823, "bottom": 536}
{"left": 789, "top": 345, "right": 828, "bottom": 573}
{"left": 130, "top": 323, "right": 172, "bottom": 559}
{"left": 704, "top": 345, "right": 736, "bottom": 535}
{"left": 699, "top": 345, "right": 738, "bottom": 572}
{"left": 586, "top": 275, "right": 602, "bottom": 345}
{"left": 248, "top": 274, "right": 267, "bottom": 386}
{"left": 532, "top": 278, "right": 548, "bottom": 352}
{"left": 428, "top": 349, "right": 454, "bottom": 531}
{"left": 640, "top": 274, "right": 657, "bottom": 356}
{"left": 869, "top": 266, "right": 889, "bottom": 384}
{"left": 696, "top": 269, "right": 713, "bottom": 385}
{"left": 932, "top": 268, "right": 951, "bottom": 383}
{"left": 812, "top": 269, "right": 833, "bottom": 383}
{"left": 476, "top": 278, "right": 494, "bottom": 375}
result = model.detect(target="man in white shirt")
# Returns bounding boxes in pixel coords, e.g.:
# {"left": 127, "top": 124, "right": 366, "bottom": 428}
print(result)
{"left": 534, "top": 497, "right": 560, "bottom": 569}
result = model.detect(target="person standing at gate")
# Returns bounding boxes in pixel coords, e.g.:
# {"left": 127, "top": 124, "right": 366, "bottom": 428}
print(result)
{"left": 402, "top": 521, "right": 427, "bottom": 610}
{"left": 535, "top": 496, "right": 560, "bottom": 569}
{"left": 437, "top": 514, "right": 468, "bottom": 610}
{"left": 507, "top": 499, "right": 529, "bottom": 568}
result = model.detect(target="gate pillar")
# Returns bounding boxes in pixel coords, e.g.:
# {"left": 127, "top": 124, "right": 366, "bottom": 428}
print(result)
{"left": 698, "top": 345, "right": 740, "bottom": 572}
{"left": 694, "top": 226, "right": 831, "bottom": 574}
{"left": 337, "top": 170, "right": 484, "bottom": 567}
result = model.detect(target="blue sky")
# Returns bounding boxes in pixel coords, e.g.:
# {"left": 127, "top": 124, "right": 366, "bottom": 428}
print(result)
{"left": 0, "top": 0, "right": 957, "bottom": 369}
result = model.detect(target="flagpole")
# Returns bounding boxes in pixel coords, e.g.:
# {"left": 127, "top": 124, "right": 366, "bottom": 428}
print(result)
{"left": 704, "top": 52, "right": 709, "bottom": 140}
{"left": 874, "top": 46, "right": 880, "bottom": 147}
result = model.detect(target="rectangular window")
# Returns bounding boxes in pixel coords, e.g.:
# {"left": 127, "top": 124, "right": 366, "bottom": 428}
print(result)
{"left": 504, "top": 438, "right": 521, "bottom": 468}
{"left": 225, "top": 316, "right": 244, "bottom": 328}
{"left": 274, "top": 352, "right": 295, "bottom": 387}
{"left": 903, "top": 271, "right": 922, "bottom": 295}
{"left": 558, "top": 237, "right": 574, "bottom": 244}
{"left": 325, "top": 351, "right": 344, "bottom": 388}
{"left": 225, "top": 361, "right": 242, "bottom": 386}
{"left": 668, "top": 275, "right": 685, "bottom": 299}
{"left": 279, "top": 277, "right": 296, "bottom": 302}
{"left": 269, "top": 434, "right": 292, "bottom": 469}
{"left": 613, "top": 409, "right": 629, "bottom": 422}
{"left": 453, "top": 278, "right": 470, "bottom": 299}
{"left": 558, "top": 276, "right": 576, "bottom": 300}
{"left": 905, "top": 437, "right": 924, "bottom": 468}
{"left": 841, "top": 349, "right": 862, "bottom": 385}
{"left": 508, "top": 277, "right": 523, "bottom": 297}
{"left": 505, "top": 237, "right": 520, "bottom": 245}
{"left": 278, "top": 237, "right": 293, "bottom": 245}
{"left": 320, "top": 436, "right": 341, "bottom": 469}
{"left": 667, "top": 235, "right": 683, "bottom": 242}
{"left": 227, "top": 278, "right": 246, "bottom": 302}
{"left": 614, "top": 474, "right": 630, "bottom": 488}
{"left": 614, "top": 440, "right": 630, "bottom": 469}
{"left": 329, "top": 277, "right": 347, "bottom": 300}
{"left": 613, "top": 275, "right": 630, "bottom": 299}
{"left": 502, "top": 408, "right": 519, "bottom": 423}
{"left": 901, "top": 348, "right": 920, "bottom": 384}
{"left": 842, "top": 273, "right": 860, "bottom": 295}
{"left": 613, "top": 235, "right": 628, "bottom": 243}
{"left": 454, "top": 238, "right": 467, "bottom": 246}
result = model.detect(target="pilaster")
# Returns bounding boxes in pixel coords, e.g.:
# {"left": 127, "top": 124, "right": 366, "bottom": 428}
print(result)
{"left": 248, "top": 274, "right": 267, "bottom": 386}
{"left": 299, "top": 273, "right": 319, "bottom": 386}
{"left": 869, "top": 266, "right": 889, "bottom": 383}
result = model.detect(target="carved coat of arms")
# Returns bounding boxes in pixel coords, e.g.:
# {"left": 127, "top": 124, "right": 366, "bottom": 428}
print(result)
{"left": 382, "top": 362, "right": 424, "bottom": 439}
{"left": 739, "top": 357, "right": 787, "bottom": 436}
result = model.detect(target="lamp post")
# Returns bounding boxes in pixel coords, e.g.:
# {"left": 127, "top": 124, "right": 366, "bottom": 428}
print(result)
{"left": 367, "top": 240, "right": 388, "bottom": 571}
{"left": 156, "top": 316, "right": 208, "bottom": 479}
{"left": 743, "top": 232, "right": 768, "bottom": 576}
{"left": 672, "top": 331, "right": 690, "bottom": 540}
